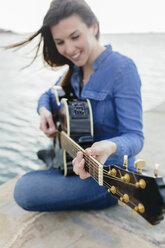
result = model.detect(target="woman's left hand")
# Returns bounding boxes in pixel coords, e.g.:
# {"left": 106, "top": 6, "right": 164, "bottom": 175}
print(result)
{"left": 72, "top": 140, "right": 117, "bottom": 179}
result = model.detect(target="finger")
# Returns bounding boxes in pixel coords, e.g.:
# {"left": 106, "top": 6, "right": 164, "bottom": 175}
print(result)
{"left": 78, "top": 160, "right": 90, "bottom": 179}
{"left": 48, "top": 127, "right": 56, "bottom": 135}
{"left": 76, "top": 151, "right": 84, "bottom": 162}
{"left": 72, "top": 157, "right": 91, "bottom": 179}
{"left": 72, "top": 153, "right": 83, "bottom": 167}
{"left": 86, "top": 143, "right": 102, "bottom": 157}
{"left": 85, "top": 147, "right": 92, "bottom": 156}
{"left": 43, "top": 128, "right": 55, "bottom": 137}
{"left": 47, "top": 116, "right": 56, "bottom": 131}
{"left": 79, "top": 171, "right": 90, "bottom": 179}
{"left": 85, "top": 147, "right": 97, "bottom": 158}
{"left": 73, "top": 158, "right": 85, "bottom": 175}
{"left": 40, "top": 119, "right": 48, "bottom": 133}
{"left": 45, "top": 119, "right": 56, "bottom": 135}
{"left": 47, "top": 132, "right": 56, "bottom": 138}
{"left": 72, "top": 157, "right": 76, "bottom": 165}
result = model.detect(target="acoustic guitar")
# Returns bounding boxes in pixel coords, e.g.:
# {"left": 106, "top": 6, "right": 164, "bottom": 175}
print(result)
{"left": 51, "top": 85, "right": 165, "bottom": 225}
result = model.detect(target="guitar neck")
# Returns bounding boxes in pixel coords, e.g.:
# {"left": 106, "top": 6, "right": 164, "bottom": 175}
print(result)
{"left": 60, "top": 131, "right": 103, "bottom": 185}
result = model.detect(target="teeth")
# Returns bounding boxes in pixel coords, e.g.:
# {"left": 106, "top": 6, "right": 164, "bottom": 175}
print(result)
{"left": 71, "top": 52, "right": 80, "bottom": 59}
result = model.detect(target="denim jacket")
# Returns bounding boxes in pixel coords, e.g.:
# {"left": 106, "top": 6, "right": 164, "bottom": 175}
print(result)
{"left": 37, "top": 45, "right": 144, "bottom": 170}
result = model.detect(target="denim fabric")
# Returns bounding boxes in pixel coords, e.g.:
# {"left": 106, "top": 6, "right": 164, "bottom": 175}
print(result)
{"left": 37, "top": 45, "right": 144, "bottom": 170}
{"left": 14, "top": 169, "right": 117, "bottom": 211}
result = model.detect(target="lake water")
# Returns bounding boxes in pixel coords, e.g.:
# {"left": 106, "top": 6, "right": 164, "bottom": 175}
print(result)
{"left": 0, "top": 32, "right": 165, "bottom": 185}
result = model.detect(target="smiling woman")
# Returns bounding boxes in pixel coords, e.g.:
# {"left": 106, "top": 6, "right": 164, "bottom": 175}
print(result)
{"left": 50, "top": 15, "right": 104, "bottom": 82}
{"left": 7, "top": 0, "right": 144, "bottom": 213}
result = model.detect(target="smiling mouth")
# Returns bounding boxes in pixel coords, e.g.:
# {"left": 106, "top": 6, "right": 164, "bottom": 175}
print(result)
{"left": 70, "top": 52, "right": 81, "bottom": 61}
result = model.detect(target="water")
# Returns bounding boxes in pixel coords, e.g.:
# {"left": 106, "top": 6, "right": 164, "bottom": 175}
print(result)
{"left": 0, "top": 32, "right": 165, "bottom": 185}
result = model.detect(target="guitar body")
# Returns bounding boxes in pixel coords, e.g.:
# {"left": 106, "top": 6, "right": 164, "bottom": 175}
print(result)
{"left": 52, "top": 86, "right": 94, "bottom": 176}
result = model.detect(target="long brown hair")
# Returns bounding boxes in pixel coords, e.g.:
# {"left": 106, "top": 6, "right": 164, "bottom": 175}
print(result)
{"left": 6, "top": 0, "right": 100, "bottom": 69}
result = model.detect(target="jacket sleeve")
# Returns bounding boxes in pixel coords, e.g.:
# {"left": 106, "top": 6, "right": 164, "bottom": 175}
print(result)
{"left": 37, "top": 77, "right": 62, "bottom": 114}
{"left": 108, "top": 58, "right": 144, "bottom": 160}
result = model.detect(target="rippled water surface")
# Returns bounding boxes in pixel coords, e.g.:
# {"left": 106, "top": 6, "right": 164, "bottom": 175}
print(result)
{"left": 0, "top": 32, "right": 165, "bottom": 184}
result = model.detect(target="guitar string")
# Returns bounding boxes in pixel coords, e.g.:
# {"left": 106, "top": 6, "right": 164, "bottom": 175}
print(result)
{"left": 61, "top": 133, "right": 138, "bottom": 187}
{"left": 61, "top": 137, "right": 138, "bottom": 187}
{"left": 62, "top": 138, "right": 138, "bottom": 187}
{"left": 63, "top": 134, "right": 138, "bottom": 208}
{"left": 61, "top": 133, "right": 106, "bottom": 173}
{"left": 103, "top": 181, "right": 138, "bottom": 209}
{"left": 61, "top": 139, "right": 99, "bottom": 181}
{"left": 61, "top": 136, "right": 142, "bottom": 210}
{"left": 56, "top": 131, "right": 97, "bottom": 180}
{"left": 61, "top": 132, "right": 111, "bottom": 173}
{"left": 63, "top": 138, "right": 139, "bottom": 188}
{"left": 62, "top": 135, "right": 105, "bottom": 175}
{"left": 103, "top": 174, "right": 138, "bottom": 188}
{"left": 61, "top": 135, "right": 100, "bottom": 172}
{"left": 63, "top": 134, "right": 138, "bottom": 209}
{"left": 62, "top": 140, "right": 111, "bottom": 182}
{"left": 62, "top": 139, "right": 138, "bottom": 188}
{"left": 118, "top": 169, "right": 123, "bottom": 178}
{"left": 60, "top": 133, "right": 145, "bottom": 212}
{"left": 132, "top": 172, "right": 138, "bottom": 183}
{"left": 79, "top": 153, "right": 139, "bottom": 188}
{"left": 103, "top": 178, "right": 140, "bottom": 208}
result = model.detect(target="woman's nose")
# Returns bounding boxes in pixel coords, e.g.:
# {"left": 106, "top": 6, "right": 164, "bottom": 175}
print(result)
{"left": 64, "top": 42, "right": 75, "bottom": 55}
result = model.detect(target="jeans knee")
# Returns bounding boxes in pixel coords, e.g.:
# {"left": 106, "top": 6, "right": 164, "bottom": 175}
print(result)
{"left": 14, "top": 175, "right": 33, "bottom": 211}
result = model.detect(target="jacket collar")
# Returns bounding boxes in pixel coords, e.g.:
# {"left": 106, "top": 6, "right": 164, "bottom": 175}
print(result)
{"left": 73, "top": 44, "right": 112, "bottom": 72}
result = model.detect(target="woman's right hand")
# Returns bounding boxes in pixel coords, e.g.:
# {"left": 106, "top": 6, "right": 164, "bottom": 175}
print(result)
{"left": 39, "top": 107, "right": 56, "bottom": 138}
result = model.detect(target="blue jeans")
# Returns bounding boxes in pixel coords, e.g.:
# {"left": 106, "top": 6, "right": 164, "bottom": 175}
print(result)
{"left": 14, "top": 169, "right": 117, "bottom": 211}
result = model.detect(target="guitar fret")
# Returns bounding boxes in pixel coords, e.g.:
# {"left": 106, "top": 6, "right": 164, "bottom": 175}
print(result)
{"left": 60, "top": 131, "right": 103, "bottom": 184}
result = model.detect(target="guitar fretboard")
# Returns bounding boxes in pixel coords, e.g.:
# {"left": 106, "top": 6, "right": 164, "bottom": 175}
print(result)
{"left": 60, "top": 131, "right": 103, "bottom": 185}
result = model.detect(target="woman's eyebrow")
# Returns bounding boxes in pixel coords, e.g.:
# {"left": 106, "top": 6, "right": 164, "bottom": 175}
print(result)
{"left": 69, "top": 30, "right": 79, "bottom": 36}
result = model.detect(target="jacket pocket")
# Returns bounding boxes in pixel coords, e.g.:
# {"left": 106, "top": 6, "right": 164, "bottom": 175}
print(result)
{"left": 83, "top": 90, "right": 107, "bottom": 101}
{"left": 85, "top": 90, "right": 109, "bottom": 125}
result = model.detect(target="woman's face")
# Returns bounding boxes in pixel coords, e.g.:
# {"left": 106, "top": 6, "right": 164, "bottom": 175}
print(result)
{"left": 50, "top": 14, "right": 98, "bottom": 68}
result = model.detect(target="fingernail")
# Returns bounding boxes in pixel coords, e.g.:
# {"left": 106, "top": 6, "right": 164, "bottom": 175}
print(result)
{"left": 86, "top": 148, "right": 92, "bottom": 155}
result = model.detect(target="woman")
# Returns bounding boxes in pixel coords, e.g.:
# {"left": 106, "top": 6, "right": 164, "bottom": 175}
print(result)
{"left": 13, "top": 0, "right": 144, "bottom": 211}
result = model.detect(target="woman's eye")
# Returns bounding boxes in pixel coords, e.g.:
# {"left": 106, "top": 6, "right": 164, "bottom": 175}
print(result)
{"left": 55, "top": 41, "right": 64, "bottom": 45}
{"left": 72, "top": 35, "right": 80, "bottom": 40}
